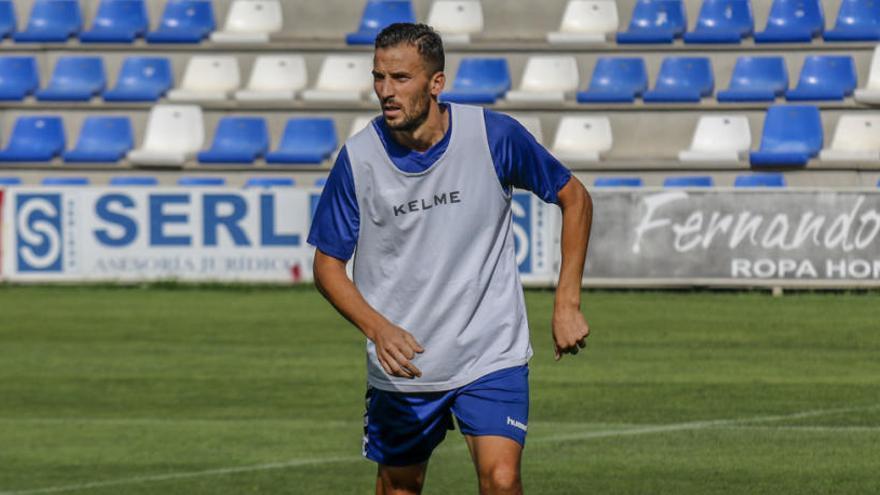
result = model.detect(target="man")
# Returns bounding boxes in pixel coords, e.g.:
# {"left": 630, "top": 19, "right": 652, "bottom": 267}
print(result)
{"left": 308, "top": 23, "right": 592, "bottom": 495}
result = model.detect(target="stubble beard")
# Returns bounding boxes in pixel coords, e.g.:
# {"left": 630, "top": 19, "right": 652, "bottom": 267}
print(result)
{"left": 384, "top": 89, "right": 432, "bottom": 133}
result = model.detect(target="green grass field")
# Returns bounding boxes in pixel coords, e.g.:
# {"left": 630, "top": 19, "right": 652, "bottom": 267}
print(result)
{"left": 1, "top": 286, "right": 878, "bottom": 494}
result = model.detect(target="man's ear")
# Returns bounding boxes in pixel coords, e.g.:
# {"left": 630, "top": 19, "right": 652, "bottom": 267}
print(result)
{"left": 430, "top": 71, "right": 446, "bottom": 97}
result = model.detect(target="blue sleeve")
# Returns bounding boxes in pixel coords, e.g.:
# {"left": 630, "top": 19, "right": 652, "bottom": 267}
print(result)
{"left": 306, "top": 146, "right": 360, "bottom": 261}
{"left": 484, "top": 109, "right": 572, "bottom": 204}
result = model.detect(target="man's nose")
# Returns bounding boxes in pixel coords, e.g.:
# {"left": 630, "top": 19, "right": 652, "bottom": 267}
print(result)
{"left": 376, "top": 79, "right": 393, "bottom": 99}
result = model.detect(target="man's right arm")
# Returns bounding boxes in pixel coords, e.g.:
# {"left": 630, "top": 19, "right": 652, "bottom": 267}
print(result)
{"left": 313, "top": 251, "right": 424, "bottom": 379}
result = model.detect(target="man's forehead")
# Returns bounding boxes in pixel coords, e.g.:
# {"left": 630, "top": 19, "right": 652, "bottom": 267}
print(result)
{"left": 374, "top": 44, "right": 424, "bottom": 72}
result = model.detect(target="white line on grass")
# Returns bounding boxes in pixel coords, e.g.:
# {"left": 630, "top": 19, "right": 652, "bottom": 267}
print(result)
{"left": 1, "top": 404, "right": 876, "bottom": 495}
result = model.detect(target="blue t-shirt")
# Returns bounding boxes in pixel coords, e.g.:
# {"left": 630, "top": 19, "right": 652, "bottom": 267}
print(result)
{"left": 308, "top": 106, "right": 572, "bottom": 261}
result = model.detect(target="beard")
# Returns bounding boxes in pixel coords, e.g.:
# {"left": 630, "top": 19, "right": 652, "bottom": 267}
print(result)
{"left": 383, "top": 88, "right": 432, "bottom": 132}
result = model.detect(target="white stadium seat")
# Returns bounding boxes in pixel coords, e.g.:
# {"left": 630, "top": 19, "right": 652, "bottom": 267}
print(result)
{"left": 128, "top": 105, "right": 204, "bottom": 166}
{"left": 302, "top": 56, "right": 373, "bottom": 102}
{"left": 551, "top": 116, "right": 612, "bottom": 162}
{"left": 678, "top": 115, "right": 751, "bottom": 163}
{"left": 509, "top": 114, "right": 544, "bottom": 144}
{"left": 167, "top": 56, "right": 241, "bottom": 101}
{"left": 211, "top": 0, "right": 283, "bottom": 43}
{"left": 547, "top": 0, "right": 618, "bottom": 44}
{"left": 235, "top": 55, "right": 307, "bottom": 101}
{"left": 854, "top": 46, "right": 880, "bottom": 105}
{"left": 349, "top": 115, "right": 377, "bottom": 137}
{"left": 427, "top": 0, "right": 484, "bottom": 45}
{"left": 819, "top": 114, "right": 880, "bottom": 162}
{"left": 506, "top": 56, "right": 579, "bottom": 103}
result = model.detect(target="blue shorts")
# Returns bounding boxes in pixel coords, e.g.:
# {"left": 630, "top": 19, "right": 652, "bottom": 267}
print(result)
{"left": 362, "top": 365, "right": 529, "bottom": 466}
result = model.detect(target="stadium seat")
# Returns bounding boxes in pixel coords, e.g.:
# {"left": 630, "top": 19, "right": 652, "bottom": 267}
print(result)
{"left": 594, "top": 177, "right": 643, "bottom": 187}
{"left": 198, "top": 117, "right": 269, "bottom": 164}
{"left": 301, "top": 55, "right": 373, "bottom": 102}
{"left": 109, "top": 176, "right": 158, "bottom": 186}
{"left": 819, "top": 114, "right": 880, "bottom": 162}
{"left": 547, "top": 0, "right": 618, "bottom": 43}
{"left": 41, "top": 177, "right": 89, "bottom": 186}
{"left": 266, "top": 118, "right": 338, "bottom": 164}
{"left": 63, "top": 116, "right": 133, "bottom": 163}
{"left": 235, "top": 56, "right": 307, "bottom": 101}
{"left": 211, "top": 0, "right": 282, "bottom": 43}
{"left": 750, "top": 105, "right": 822, "bottom": 167}
{"left": 663, "top": 176, "right": 714, "bottom": 187}
{"left": 244, "top": 177, "right": 296, "bottom": 188}
{"left": 427, "top": 0, "right": 483, "bottom": 44}
{"left": 576, "top": 58, "right": 648, "bottom": 103}
{"left": 315, "top": 177, "right": 328, "bottom": 187}
{"left": 36, "top": 57, "right": 105, "bottom": 102}
{"left": 511, "top": 115, "right": 544, "bottom": 143}
{"left": 0, "top": 176, "right": 22, "bottom": 186}
{"left": 683, "top": 0, "right": 753, "bottom": 44}
{"left": 103, "top": 57, "right": 173, "bottom": 102}
{"left": 441, "top": 58, "right": 511, "bottom": 104}
{"left": 346, "top": 0, "right": 415, "bottom": 44}
{"left": 643, "top": 57, "right": 714, "bottom": 103}
{"left": 734, "top": 173, "right": 786, "bottom": 187}
{"left": 678, "top": 115, "right": 751, "bottom": 163}
{"left": 0, "top": 0, "right": 16, "bottom": 39}
{"left": 0, "top": 116, "right": 65, "bottom": 162}
{"left": 79, "top": 0, "right": 149, "bottom": 43}
{"left": 616, "top": 0, "right": 687, "bottom": 44}
{"left": 0, "top": 57, "right": 39, "bottom": 101}
{"left": 786, "top": 56, "right": 857, "bottom": 101}
{"left": 349, "top": 115, "right": 376, "bottom": 137}
{"left": 178, "top": 176, "right": 225, "bottom": 186}
{"left": 168, "top": 56, "right": 241, "bottom": 101}
{"left": 717, "top": 56, "right": 788, "bottom": 102}
{"left": 855, "top": 46, "right": 880, "bottom": 104}
{"left": 13, "top": 0, "right": 81, "bottom": 42}
{"left": 551, "top": 116, "right": 612, "bottom": 162}
{"left": 754, "top": 0, "right": 824, "bottom": 42}
{"left": 146, "top": 0, "right": 215, "bottom": 43}
{"left": 824, "top": 0, "right": 880, "bottom": 41}
{"left": 506, "top": 56, "right": 579, "bottom": 103}
{"left": 128, "top": 105, "right": 204, "bottom": 166}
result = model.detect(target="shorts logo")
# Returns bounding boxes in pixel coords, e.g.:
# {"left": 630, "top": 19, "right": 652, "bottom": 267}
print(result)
{"left": 16, "top": 194, "right": 63, "bottom": 272}
{"left": 506, "top": 416, "right": 528, "bottom": 432}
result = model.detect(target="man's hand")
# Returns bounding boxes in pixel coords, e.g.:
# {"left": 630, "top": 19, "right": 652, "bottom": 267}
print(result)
{"left": 369, "top": 323, "right": 425, "bottom": 379}
{"left": 552, "top": 306, "right": 590, "bottom": 361}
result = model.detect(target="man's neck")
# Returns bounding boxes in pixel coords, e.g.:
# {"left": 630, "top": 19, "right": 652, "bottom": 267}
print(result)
{"left": 389, "top": 103, "right": 450, "bottom": 153}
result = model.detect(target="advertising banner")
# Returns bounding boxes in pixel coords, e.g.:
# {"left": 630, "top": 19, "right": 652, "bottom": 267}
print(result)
{"left": 586, "top": 189, "right": 880, "bottom": 285}
{"left": 512, "top": 191, "right": 561, "bottom": 285}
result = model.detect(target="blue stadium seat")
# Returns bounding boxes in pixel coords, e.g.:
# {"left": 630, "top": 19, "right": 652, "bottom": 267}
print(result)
{"left": 750, "top": 105, "right": 822, "bottom": 167}
{"left": 198, "top": 117, "right": 270, "bottom": 164}
{"left": 786, "top": 56, "right": 857, "bottom": 101}
{"left": 103, "top": 57, "right": 173, "bottom": 102}
{"left": 266, "top": 118, "right": 338, "bottom": 164}
{"left": 877, "top": 178, "right": 880, "bottom": 187}
{"left": 0, "top": 0, "right": 16, "bottom": 39}
{"left": 36, "top": 57, "right": 106, "bottom": 102}
{"left": 146, "top": 0, "right": 215, "bottom": 43}
{"left": 0, "top": 176, "right": 22, "bottom": 186}
{"left": 441, "top": 58, "right": 511, "bottom": 104}
{"left": 734, "top": 173, "right": 786, "bottom": 187}
{"left": 80, "top": 0, "right": 149, "bottom": 43}
{"left": 315, "top": 177, "right": 328, "bottom": 186}
{"left": 754, "top": 0, "right": 824, "bottom": 42}
{"left": 346, "top": 0, "right": 415, "bottom": 45}
{"left": 42, "top": 177, "right": 90, "bottom": 186}
{"left": 244, "top": 177, "right": 296, "bottom": 188}
{"left": 178, "top": 177, "right": 226, "bottom": 186}
{"left": 616, "top": 0, "right": 687, "bottom": 44}
{"left": 683, "top": 0, "right": 753, "bottom": 43}
{"left": 13, "top": 0, "right": 81, "bottom": 42}
{"left": 717, "top": 56, "right": 788, "bottom": 102}
{"left": 577, "top": 58, "right": 649, "bottom": 103}
{"left": 0, "top": 57, "right": 39, "bottom": 101}
{"left": 0, "top": 116, "right": 65, "bottom": 162}
{"left": 594, "top": 177, "right": 644, "bottom": 187}
{"left": 110, "top": 176, "right": 158, "bottom": 186}
{"left": 63, "top": 117, "right": 133, "bottom": 163}
{"left": 824, "top": 0, "right": 880, "bottom": 41}
{"left": 663, "top": 176, "right": 714, "bottom": 187}
{"left": 643, "top": 57, "right": 714, "bottom": 103}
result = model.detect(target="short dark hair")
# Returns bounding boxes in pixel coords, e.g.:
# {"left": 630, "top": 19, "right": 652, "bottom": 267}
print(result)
{"left": 375, "top": 23, "right": 445, "bottom": 75}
